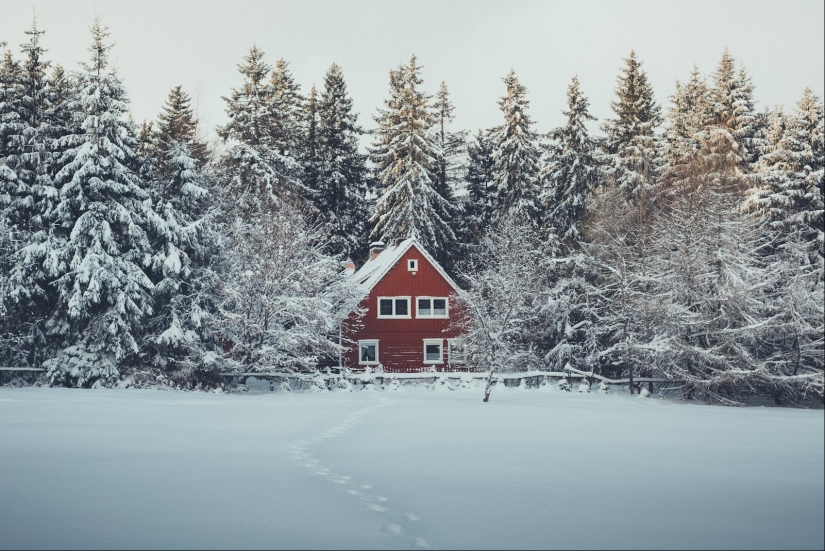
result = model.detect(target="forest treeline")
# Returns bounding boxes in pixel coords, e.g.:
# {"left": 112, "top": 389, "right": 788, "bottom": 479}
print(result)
{"left": 0, "top": 19, "right": 822, "bottom": 405}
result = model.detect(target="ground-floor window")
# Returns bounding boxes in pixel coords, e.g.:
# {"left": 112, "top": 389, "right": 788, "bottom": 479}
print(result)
{"left": 423, "top": 339, "right": 444, "bottom": 364}
{"left": 359, "top": 340, "right": 379, "bottom": 365}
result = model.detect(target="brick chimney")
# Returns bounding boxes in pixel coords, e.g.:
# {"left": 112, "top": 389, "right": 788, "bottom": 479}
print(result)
{"left": 369, "top": 241, "right": 385, "bottom": 261}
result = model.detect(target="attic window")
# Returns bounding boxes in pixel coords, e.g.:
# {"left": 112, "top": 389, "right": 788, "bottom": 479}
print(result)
{"left": 408, "top": 259, "right": 418, "bottom": 271}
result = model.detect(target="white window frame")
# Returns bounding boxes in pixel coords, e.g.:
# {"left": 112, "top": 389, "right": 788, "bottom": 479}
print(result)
{"left": 407, "top": 258, "right": 419, "bottom": 271}
{"left": 415, "top": 296, "right": 450, "bottom": 319}
{"left": 376, "top": 296, "right": 412, "bottom": 319}
{"left": 358, "top": 340, "right": 380, "bottom": 365}
{"left": 448, "top": 338, "right": 466, "bottom": 365}
{"left": 423, "top": 339, "right": 444, "bottom": 364}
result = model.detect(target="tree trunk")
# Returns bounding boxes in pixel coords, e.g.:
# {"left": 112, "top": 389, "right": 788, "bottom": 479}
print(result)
{"left": 483, "top": 367, "right": 495, "bottom": 402}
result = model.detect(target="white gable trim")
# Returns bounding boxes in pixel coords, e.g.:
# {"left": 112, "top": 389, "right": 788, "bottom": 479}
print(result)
{"left": 354, "top": 239, "right": 461, "bottom": 296}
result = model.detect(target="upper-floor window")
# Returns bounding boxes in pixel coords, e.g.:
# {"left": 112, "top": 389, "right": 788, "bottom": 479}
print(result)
{"left": 377, "top": 296, "right": 411, "bottom": 318}
{"left": 416, "top": 297, "right": 449, "bottom": 318}
{"left": 408, "top": 259, "right": 418, "bottom": 271}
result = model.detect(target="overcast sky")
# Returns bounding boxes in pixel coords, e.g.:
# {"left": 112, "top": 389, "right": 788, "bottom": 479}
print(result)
{"left": 1, "top": 0, "right": 823, "bottom": 142}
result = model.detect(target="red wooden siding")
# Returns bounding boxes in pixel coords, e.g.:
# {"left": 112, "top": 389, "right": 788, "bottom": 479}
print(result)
{"left": 342, "top": 243, "right": 465, "bottom": 373}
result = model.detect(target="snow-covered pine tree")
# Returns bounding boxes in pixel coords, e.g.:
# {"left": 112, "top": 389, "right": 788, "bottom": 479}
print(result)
{"left": 0, "top": 46, "right": 20, "bottom": 342}
{"left": 430, "top": 81, "right": 466, "bottom": 267}
{"left": 266, "top": 58, "right": 307, "bottom": 199}
{"left": 303, "top": 83, "right": 321, "bottom": 206}
{"left": 540, "top": 76, "right": 601, "bottom": 244}
{"left": 154, "top": 85, "right": 208, "bottom": 166}
{"left": 0, "top": 49, "right": 24, "bottom": 206}
{"left": 220, "top": 46, "right": 271, "bottom": 149}
{"left": 431, "top": 81, "right": 467, "bottom": 202}
{"left": 316, "top": 63, "right": 369, "bottom": 261}
{"left": 753, "top": 89, "right": 824, "bottom": 262}
{"left": 488, "top": 69, "right": 542, "bottom": 225}
{"left": 42, "top": 19, "right": 156, "bottom": 387}
{"left": 0, "top": 47, "right": 24, "bottom": 159}
{"left": 369, "top": 56, "right": 454, "bottom": 257}
{"left": 534, "top": 78, "right": 602, "bottom": 376}
{"left": 44, "top": 64, "right": 76, "bottom": 142}
{"left": 460, "top": 130, "right": 495, "bottom": 245}
{"left": 709, "top": 50, "right": 763, "bottom": 167}
{"left": 1, "top": 21, "right": 63, "bottom": 368}
{"left": 664, "top": 65, "right": 713, "bottom": 170}
{"left": 141, "top": 86, "right": 218, "bottom": 382}
{"left": 219, "top": 46, "right": 298, "bottom": 211}
{"left": 601, "top": 51, "right": 664, "bottom": 205}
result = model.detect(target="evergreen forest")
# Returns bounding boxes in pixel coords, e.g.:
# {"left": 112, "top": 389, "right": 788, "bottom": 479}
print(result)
{"left": 1, "top": 19, "right": 822, "bottom": 406}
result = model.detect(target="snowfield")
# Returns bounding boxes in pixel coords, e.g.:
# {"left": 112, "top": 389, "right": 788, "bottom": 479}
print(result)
{"left": 0, "top": 386, "right": 822, "bottom": 550}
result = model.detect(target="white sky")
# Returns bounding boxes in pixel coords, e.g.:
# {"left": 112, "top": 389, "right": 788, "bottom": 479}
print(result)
{"left": 1, "top": 0, "right": 823, "bottom": 142}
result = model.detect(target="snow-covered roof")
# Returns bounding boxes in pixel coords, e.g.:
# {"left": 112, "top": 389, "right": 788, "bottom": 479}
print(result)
{"left": 352, "top": 238, "right": 460, "bottom": 294}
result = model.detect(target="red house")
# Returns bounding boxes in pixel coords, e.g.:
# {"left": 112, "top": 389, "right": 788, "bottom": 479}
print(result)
{"left": 341, "top": 238, "right": 465, "bottom": 373}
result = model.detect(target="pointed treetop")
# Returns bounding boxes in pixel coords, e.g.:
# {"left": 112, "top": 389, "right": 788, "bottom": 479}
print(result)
{"left": 239, "top": 44, "right": 271, "bottom": 85}
{"left": 85, "top": 17, "right": 112, "bottom": 76}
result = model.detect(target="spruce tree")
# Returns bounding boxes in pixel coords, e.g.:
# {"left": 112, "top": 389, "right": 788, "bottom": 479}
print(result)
{"left": 220, "top": 45, "right": 271, "bottom": 149}
{"left": 269, "top": 58, "right": 305, "bottom": 159}
{"left": 431, "top": 81, "right": 466, "bottom": 201}
{"left": 460, "top": 130, "right": 495, "bottom": 244}
{"left": 1, "top": 21, "right": 61, "bottom": 368}
{"left": 42, "top": 19, "right": 156, "bottom": 386}
{"left": 155, "top": 85, "right": 207, "bottom": 165}
{"left": 709, "top": 50, "right": 763, "bottom": 167}
{"left": 219, "top": 49, "right": 309, "bottom": 211}
{"left": 316, "top": 63, "right": 369, "bottom": 260}
{"left": 303, "top": 83, "right": 321, "bottom": 204}
{"left": 540, "top": 76, "right": 600, "bottom": 244}
{"left": 143, "top": 140, "right": 216, "bottom": 379}
{"left": 754, "top": 88, "right": 824, "bottom": 262}
{"left": 664, "top": 65, "right": 713, "bottom": 166}
{"left": 369, "top": 56, "right": 454, "bottom": 256}
{"left": 138, "top": 83, "right": 218, "bottom": 378}
{"left": 267, "top": 58, "right": 306, "bottom": 199}
{"left": 44, "top": 64, "right": 75, "bottom": 141}
{"left": 601, "top": 51, "right": 663, "bottom": 204}
{"left": 489, "top": 69, "right": 542, "bottom": 224}
{"left": 0, "top": 48, "right": 23, "bottom": 159}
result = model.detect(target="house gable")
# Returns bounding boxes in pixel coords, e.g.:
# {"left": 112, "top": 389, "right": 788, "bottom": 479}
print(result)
{"left": 352, "top": 239, "right": 460, "bottom": 297}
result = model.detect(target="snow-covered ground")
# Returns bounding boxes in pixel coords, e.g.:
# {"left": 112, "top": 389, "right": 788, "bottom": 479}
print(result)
{"left": 0, "top": 386, "right": 822, "bottom": 550}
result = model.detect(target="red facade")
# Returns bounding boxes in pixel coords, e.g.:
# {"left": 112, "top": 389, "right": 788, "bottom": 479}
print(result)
{"left": 341, "top": 241, "right": 465, "bottom": 373}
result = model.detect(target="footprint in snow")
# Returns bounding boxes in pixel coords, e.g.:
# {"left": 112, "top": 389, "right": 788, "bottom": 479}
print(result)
{"left": 288, "top": 398, "right": 430, "bottom": 548}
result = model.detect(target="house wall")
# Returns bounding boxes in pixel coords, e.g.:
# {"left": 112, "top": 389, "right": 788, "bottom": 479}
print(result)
{"left": 342, "top": 245, "right": 465, "bottom": 373}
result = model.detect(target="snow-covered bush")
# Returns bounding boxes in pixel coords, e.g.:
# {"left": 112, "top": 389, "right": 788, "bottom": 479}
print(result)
{"left": 213, "top": 200, "right": 360, "bottom": 375}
